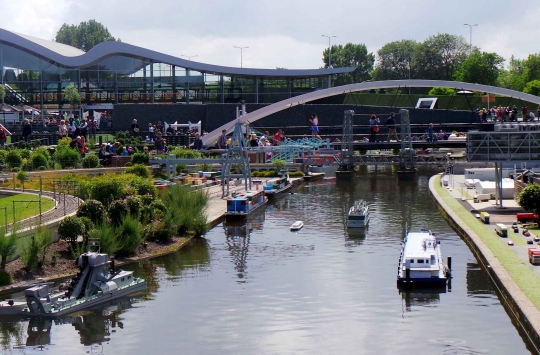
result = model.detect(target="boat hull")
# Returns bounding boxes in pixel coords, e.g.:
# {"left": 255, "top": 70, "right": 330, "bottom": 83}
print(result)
{"left": 264, "top": 183, "right": 293, "bottom": 198}
{"left": 347, "top": 216, "right": 369, "bottom": 228}
{"left": 397, "top": 277, "right": 447, "bottom": 287}
{"left": 22, "top": 281, "right": 147, "bottom": 318}
{"left": 225, "top": 199, "right": 268, "bottom": 219}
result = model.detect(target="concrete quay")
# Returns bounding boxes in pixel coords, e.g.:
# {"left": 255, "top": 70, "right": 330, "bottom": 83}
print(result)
{"left": 429, "top": 174, "right": 540, "bottom": 352}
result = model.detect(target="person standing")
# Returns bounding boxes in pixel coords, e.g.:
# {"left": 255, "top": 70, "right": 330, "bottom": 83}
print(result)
{"left": 79, "top": 118, "right": 88, "bottom": 140}
{"left": 0, "top": 125, "right": 7, "bottom": 147}
{"left": 88, "top": 116, "right": 97, "bottom": 141}
{"left": 148, "top": 123, "right": 154, "bottom": 142}
{"left": 22, "top": 119, "right": 32, "bottom": 143}
{"left": 310, "top": 113, "right": 322, "bottom": 139}
{"left": 385, "top": 112, "right": 399, "bottom": 142}
{"left": 155, "top": 132, "right": 164, "bottom": 154}
{"left": 369, "top": 114, "right": 380, "bottom": 143}
{"left": 58, "top": 120, "right": 68, "bottom": 138}
{"left": 218, "top": 129, "right": 227, "bottom": 149}
{"left": 193, "top": 132, "right": 203, "bottom": 150}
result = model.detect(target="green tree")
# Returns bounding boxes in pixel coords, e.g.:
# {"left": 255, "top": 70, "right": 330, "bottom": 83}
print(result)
{"left": 454, "top": 50, "right": 505, "bottom": 86}
{"left": 0, "top": 226, "right": 18, "bottom": 270}
{"left": 524, "top": 80, "right": 540, "bottom": 96}
{"left": 322, "top": 43, "right": 375, "bottom": 85}
{"left": 518, "top": 184, "right": 540, "bottom": 214}
{"left": 64, "top": 84, "right": 80, "bottom": 111}
{"left": 0, "top": 84, "right": 5, "bottom": 103}
{"left": 428, "top": 87, "right": 456, "bottom": 96}
{"left": 415, "top": 33, "right": 468, "bottom": 80}
{"left": 497, "top": 56, "right": 526, "bottom": 91}
{"left": 16, "top": 171, "right": 29, "bottom": 191}
{"left": 372, "top": 40, "right": 418, "bottom": 81}
{"left": 55, "top": 20, "right": 120, "bottom": 52}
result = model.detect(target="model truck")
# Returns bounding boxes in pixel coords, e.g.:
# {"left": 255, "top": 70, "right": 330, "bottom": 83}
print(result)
{"left": 528, "top": 248, "right": 540, "bottom": 265}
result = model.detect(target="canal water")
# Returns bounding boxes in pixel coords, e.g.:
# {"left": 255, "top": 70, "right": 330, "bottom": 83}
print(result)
{"left": 0, "top": 167, "right": 535, "bottom": 354}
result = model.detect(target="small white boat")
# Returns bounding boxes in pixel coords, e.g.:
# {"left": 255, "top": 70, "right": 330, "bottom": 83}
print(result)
{"left": 290, "top": 221, "right": 304, "bottom": 231}
{"left": 348, "top": 200, "right": 370, "bottom": 228}
{"left": 397, "top": 229, "right": 449, "bottom": 286}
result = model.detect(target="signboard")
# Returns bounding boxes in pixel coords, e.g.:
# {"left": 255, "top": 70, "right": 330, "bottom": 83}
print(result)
{"left": 415, "top": 98, "right": 437, "bottom": 109}
{"left": 482, "top": 94, "right": 495, "bottom": 103}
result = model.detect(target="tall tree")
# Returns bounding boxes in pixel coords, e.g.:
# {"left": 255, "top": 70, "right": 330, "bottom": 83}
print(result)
{"left": 322, "top": 43, "right": 374, "bottom": 85}
{"left": 498, "top": 56, "right": 526, "bottom": 91}
{"left": 55, "top": 20, "right": 120, "bottom": 52}
{"left": 372, "top": 40, "right": 418, "bottom": 81}
{"left": 414, "top": 33, "right": 468, "bottom": 80}
{"left": 454, "top": 50, "right": 504, "bottom": 86}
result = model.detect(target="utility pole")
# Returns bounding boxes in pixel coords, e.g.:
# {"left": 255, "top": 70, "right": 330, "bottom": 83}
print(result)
{"left": 463, "top": 23, "right": 478, "bottom": 55}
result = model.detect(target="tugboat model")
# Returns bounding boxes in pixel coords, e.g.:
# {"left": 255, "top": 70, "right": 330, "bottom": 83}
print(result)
{"left": 263, "top": 170, "right": 292, "bottom": 197}
{"left": 23, "top": 252, "right": 146, "bottom": 318}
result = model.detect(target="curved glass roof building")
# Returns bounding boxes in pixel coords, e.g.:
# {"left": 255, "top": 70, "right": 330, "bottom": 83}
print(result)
{"left": 0, "top": 28, "right": 356, "bottom": 110}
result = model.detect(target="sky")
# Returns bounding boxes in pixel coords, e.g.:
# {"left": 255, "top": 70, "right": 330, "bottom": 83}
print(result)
{"left": 2, "top": 0, "right": 540, "bottom": 70}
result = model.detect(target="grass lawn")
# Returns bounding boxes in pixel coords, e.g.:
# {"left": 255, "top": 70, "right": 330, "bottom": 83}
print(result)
{"left": 434, "top": 175, "right": 540, "bottom": 310}
{"left": 0, "top": 193, "right": 56, "bottom": 225}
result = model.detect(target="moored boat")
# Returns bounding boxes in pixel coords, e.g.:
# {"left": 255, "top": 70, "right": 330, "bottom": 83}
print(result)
{"left": 397, "top": 229, "right": 449, "bottom": 287}
{"left": 21, "top": 252, "right": 146, "bottom": 318}
{"left": 347, "top": 200, "right": 370, "bottom": 228}
{"left": 263, "top": 171, "right": 292, "bottom": 197}
{"left": 226, "top": 190, "right": 268, "bottom": 218}
{"left": 290, "top": 221, "right": 304, "bottom": 231}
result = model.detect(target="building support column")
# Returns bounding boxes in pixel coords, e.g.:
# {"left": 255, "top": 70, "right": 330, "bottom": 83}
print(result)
{"left": 287, "top": 78, "right": 292, "bottom": 99}
{"left": 220, "top": 75, "right": 224, "bottom": 103}
{"left": 114, "top": 71, "right": 118, "bottom": 104}
{"left": 186, "top": 69, "right": 190, "bottom": 104}
{"left": 172, "top": 65, "right": 177, "bottom": 103}
{"left": 40, "top": 70, "right": 44, "bottom": 118}
{"left": 327, "top": 74, "right": 331, "bottom": 88}
{"left": 255, "top": 76, "right": 258, "bottom": 104}
{"left": 150, "top": 61, "right": 154, "bottom": 104}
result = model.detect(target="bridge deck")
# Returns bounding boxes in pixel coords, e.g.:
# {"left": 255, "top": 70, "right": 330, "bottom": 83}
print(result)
{"left": 329, "top": 140, "right": 466, "bottom": 150}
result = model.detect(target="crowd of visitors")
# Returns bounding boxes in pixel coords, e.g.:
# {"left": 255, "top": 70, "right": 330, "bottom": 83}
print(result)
{"left": 476, "top": 105, "right": 540, "bottom": 122}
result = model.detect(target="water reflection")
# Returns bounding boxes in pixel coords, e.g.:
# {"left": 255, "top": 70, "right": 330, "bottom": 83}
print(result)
{"left": 466, "top": 262, "right": 496, "bottom": 296}
{"left": 399, "top": 286, "right": 446, "bottom": 313}
{"left": 223, "top": 209, "right": 266, "bottom": 281}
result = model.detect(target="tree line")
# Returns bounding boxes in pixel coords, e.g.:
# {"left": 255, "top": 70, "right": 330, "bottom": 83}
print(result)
{"left": 324, "top": 33, "right": 540, "bottom": 96}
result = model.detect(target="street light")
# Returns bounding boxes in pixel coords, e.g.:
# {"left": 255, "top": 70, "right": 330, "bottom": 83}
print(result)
{"left": 181, "top": 55, "right": 198, "bottom": 61}
{"left": 233, "top": 46, "right": 248, "bottom": 68}
{"left": 463, "top": 23, "right": 478, "bottom": 55}
{"left": 321, "top": 35, "right": 337, "bottom": 68}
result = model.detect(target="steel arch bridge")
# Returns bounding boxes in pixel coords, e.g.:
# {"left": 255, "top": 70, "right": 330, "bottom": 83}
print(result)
{"left": 201, "top": 79, "right": 540, "bottom": 147}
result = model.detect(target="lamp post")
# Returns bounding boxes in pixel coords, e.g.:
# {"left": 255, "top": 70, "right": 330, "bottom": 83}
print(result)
{"left": 463, "top": 23, "right": 478, "bottom": 55}
{"left": 181, "top": 55, "right": 198, "bottom": 61}
{"left": 233, "top": 46, "right": 248, "bottom": 68}
{"left": 321, "top": 35, "right": 337, "bottom": 68}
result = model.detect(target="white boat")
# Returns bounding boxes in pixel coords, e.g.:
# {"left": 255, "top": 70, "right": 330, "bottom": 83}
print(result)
{"left": 21, "top": 252, "right": 146, "bottom": 318}
{"left": 263, "top": 170, "right": 292, "bottom": 197}
{"left": 290, "top": 221, "right": 304, "bottom": 231}
{"left": 397, "top": 229, "right": 449, "bottom": 286}
{"left": 347, "top": 200, "right": 370, "bottom": 228}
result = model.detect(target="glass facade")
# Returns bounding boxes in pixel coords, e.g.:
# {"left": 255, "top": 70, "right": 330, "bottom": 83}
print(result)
{"left": 0, "top": 42, "right": 334, "bottom": 109}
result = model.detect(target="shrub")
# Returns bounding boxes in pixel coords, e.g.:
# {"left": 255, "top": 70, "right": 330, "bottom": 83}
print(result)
{"left": 108, "top": 200, "right": 128, "bottom": 226}
{"left": 161, "top": 185, "right": 208, "bottom": 234}
{"left": 89, "top": 224, "right": 119, "bottom": 256}
{"left": 124, "top": 162, "right": 133, "bottom": 167}
{"left": 192, "top": 214, "right": 209, "bottom": 236}
{"left": 16, "top": 170, "right": 29, "bottom": 190}
{"left": 34, "top": 225, "right": 52, "bottom": 265}
{"left": 196, "top": 163, "right": 213, "bottom": 172}
{"left": 272, "top": 159, "right": 286, "bottom": 172}
{"left": 171, "top": 148, "right": 202, "bottom": 159}
{"left": 76, "top": 199, "right": 106, "bottom": 225}
{"left": 18, "top": 149, "right": 30, "bottom": 160}
{"left": 30, "top": 152, "right": 48, "bottom": 170}
{"left": 0, "top": 226, "right": 17, "bottom": 270}
{"left": 19, "top": 236, "right": 40, "bottom": 271}
{"left": 54, "top": 146, "right": 81, "bottom": 168}
{"left": 125, "top": 195, "right": 142, "bottom": 218}
{"left": 57, "top": 137, "right": 73, "bottom": 148}
{"left": 89, "top": 175, "right": 126, "bottom": 206}
{"left": 5, "top": 150, "right": 22, "bottom": 169}
{"left": 0, "top": 150, "right": 7, "bottom": 164}
{"left": 126, "top": 164, "right": 150, "bottom": 178}
{"left": 131, "top": 152, "right": 149, "bottom": 165}
{"left": 82, "top": 154, "right": 99, "bottom": 168}
{"left": 289, "top": 171, "right": 305, "bottom": 177}
{"left": 58, "top": 216, "right": 86, "bottom": 246}
{"left": 33, "top": 147, "right": 51, "bottom": 161}
{"left": 117, "top": 215, "right": 144, "bottom": 255}
{"left": 0, "top": 270, "right": 11, "bottom": 286}
{"left": 144, "top": 215, "right": 175, "bottom": 242}
{"left": 175, "top": 164, "right": 187, "bottom": 175}
{"left": 126, "top": 175, "right": 157, "bottom": 197}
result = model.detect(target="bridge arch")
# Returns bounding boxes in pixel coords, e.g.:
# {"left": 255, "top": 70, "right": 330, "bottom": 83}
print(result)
{"left": 202, "top": 79, "right": 540, "bottom": 146}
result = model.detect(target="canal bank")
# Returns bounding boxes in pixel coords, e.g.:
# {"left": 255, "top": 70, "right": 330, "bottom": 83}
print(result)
{"left": 429, "top": 174, "right": 540, "bottom": 352}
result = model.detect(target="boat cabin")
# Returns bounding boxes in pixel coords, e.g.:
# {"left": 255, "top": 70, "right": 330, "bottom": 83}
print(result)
{"left": 227, "top": 190, "right": 265, "bottom": 214}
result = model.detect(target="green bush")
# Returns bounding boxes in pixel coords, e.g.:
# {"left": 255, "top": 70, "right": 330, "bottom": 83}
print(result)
{"left": 126, "top": 174, "right": 157, "bottom": 197}
{"left": 161, "top": 185, "right": 209, "bottom": 235}
{"left": 16, "top": 170, "right": 29, "bottom": 190}
{"left": 89, "top": 224, "right": 120, "bottom": 256}
{"left": 89, "top": 174, "right": 126, "bottom": 206}
{"left": 76, "top": 199, "right": 106, "bottom": 225}
{"left": 144, "top": 215, "right": 175, "bottom": 242}
{"left": 117, "top": 215, "right": 144, "bottom": 255}
{"left": 125, "top": 195, "right": 142, "bottom": 218}
{"left": 30, "top": 152, "right": 49, "bottom": 170}
{"left": 0, "top": 150, "right": 7, "bottom": 164}
{"left": 289, "top": 171, "right": 305, "bottom": 177}
{"left": 125, "top": 164, "right": 150, "bottom": 178}
{"left": 0, "top": 226, "right": 18, "bottom": 270}
{"left": 82, "top": 154, "right": 99, "bottom": 168}
{"left": 57, "top": 137, "right": 73, "bottom": 148}
{"left": 19, "top": 236, "right": 40, "bottom": 271}
{"left": 171, "top": 148, "right": 202, "bottom": 159}
{"left": 192, "top": 214, "right": 209, "bottom": 236}
{"left": 58, "top": 216, "right": 86, "bottom": 246}
{"left": 33, "top": 147, "right": 51, "bottom": 161}
{"left": 0, "top": 270, "right": 11, "bottom": 286}
{"left": 175, "top": 164, "right": 187, "bottom": 175}
{"left": 131, "top": 152, "right": 149, "bottom": 165}
{"left": 54, "top": 146, "right": 81, "bottom": 168}
{"left": 108, "top": 200, "right": 128, "bottom": 227}
{"left": 18, "top": 149, "right": 30, "bottom": 160}
{"left": 196, "top": 163, "right": 213, "bottom": 172}
{"left": 272, "top": 158, "right": 286, "bottom": 172}
{"left": 5, "top": 150, "right": 22, "bottom": 169}
{"left": 34, "top": 225, "right": 52, "bottom": 265}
